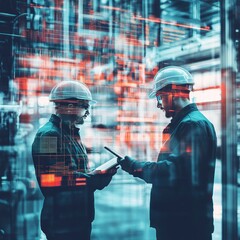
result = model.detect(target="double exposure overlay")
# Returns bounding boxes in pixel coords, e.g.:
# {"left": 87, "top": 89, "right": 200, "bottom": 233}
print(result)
{"left": 0, "top": 0, "right": 239, "bottom": 239}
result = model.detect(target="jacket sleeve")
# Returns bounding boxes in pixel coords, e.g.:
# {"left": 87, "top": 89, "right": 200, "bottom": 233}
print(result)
{"left": 32, "top": 131, "right": 60, "bottom": 187}
{"left": 120, "top": 156, "right": 177, "bottom": 186}
{"left": 32, "top": 131, "right": 88, "bottom": 190}
{"left": 120, "top": 120, "right": 214, "bottom": 187}
{"left": 85, "top": 172, "right": 115, "bottom": 190}
{"left": 32, "top": 131, "right": 114, "bottom": 192}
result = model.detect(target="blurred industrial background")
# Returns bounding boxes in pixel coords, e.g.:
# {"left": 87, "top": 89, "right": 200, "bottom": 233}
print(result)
{"left": 0, "top": 0, "right": 239, "bottom": 239}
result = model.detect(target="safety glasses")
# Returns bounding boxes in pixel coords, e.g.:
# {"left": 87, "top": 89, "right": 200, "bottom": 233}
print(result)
{"left": 68, "top": 103, "right": 90, "bottom": 111}
{"left": 156, "top": 95, "right": 162, "bottom": 105}
{"left": 75, "top": 103, "right": 90, "bottom": 110}
{"left": 156, "top": 93, "right": 169, "bottom": 105}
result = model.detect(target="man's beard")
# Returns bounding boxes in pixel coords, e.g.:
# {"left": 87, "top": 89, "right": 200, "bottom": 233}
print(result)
{"left": 74, "top": 115, "right": 84, "bottom": 125}
{"left": 164, "top": 107, "right": 175, "bottom": 118}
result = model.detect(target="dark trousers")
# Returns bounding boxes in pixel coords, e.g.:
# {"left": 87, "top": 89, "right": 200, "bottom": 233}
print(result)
{"left": 156, "top": 226, "right": 212, "bottom": 240}
{"left": 42, "top": 221, "right": 92, "bottom": 240}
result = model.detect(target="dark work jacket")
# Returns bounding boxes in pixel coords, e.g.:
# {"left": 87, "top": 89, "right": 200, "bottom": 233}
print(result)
{"left": 32, "top": 114, "right": 96, "bottom": 233}
{"left": 124, "top": 104, "right": 217, "bottom": 231}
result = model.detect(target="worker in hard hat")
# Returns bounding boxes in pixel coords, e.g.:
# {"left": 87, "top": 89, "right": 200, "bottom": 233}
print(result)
{"left": 32, "top": 80, "right": 117, "bottom": 240}
{"left": 118, "top": 66, "right": 217, "bottom": 240}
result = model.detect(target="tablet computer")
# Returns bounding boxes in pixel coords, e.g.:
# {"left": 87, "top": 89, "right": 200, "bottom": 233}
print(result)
{"left": 94, "top": 157, "right": 119, "bottom": 172}
{"left": 104, "top": 146, "right": 123, "bottom": 159}
{"left": 90, "top": 147, "right": 123, "bottom": 174}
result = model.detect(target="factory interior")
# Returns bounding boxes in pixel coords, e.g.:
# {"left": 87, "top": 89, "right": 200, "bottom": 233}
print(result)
{"left": 0, "top": 0, "right": 239, "bottom": 239}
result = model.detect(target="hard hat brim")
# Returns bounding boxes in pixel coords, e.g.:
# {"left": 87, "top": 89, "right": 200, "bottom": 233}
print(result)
{"left": 89, "top": 99, "right": 97, "bottom": 105}
{"left": 148, "top": 90, "right": 157, "bottom": 99}
{"left": 149, "top": 66, "right": 194, "bottom": 99}
{"left": 50, "top": 98, "right": 97, "bottom": 105}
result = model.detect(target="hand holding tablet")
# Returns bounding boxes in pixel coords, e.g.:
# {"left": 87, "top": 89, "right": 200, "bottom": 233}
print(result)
{"left": 89, "top": 146, "right": 123, "bottom": 175}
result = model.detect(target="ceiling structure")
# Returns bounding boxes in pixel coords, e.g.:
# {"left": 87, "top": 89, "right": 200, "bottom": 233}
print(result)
{"left": 152, "top": 0, "right": 221, "bottom": 70}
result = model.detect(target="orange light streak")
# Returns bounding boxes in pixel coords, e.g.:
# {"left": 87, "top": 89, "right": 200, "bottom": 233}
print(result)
{"left": 117, "top": 116, "right": 156, "bottom": 123}
{"left": 101, "top": 6, "right": 210, "bottom": 31}
{"left": 134, "top": 16, "right": 210, "bottom": 31}
{"left": 30, "top": 4, "right": 63, "bottom": 11}
{"left": 76, "top": 182, "right": 87, "bottom": 186}
{"left": 75, "top": 177, "right": 86, "bottom": 186}
{"left": 100, "top": 5, "right": 210, "bottom": 31}
{"left": 41, "top": 174, "right": 62, "bottom": 187}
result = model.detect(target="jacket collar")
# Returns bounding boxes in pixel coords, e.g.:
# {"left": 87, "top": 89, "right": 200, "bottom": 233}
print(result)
{"left": 170, "top": 103, "right": 198, "bottom": 128}
{"left": 49, "top": 114, "right": 80, "bottom": 136}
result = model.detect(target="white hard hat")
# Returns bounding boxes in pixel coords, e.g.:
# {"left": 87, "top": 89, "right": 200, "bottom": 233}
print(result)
{"left": 149, "top": 66, "right": 194, "bottom": 98}
{"left": 49, "top": 80, "right": 97, "bottom": 104}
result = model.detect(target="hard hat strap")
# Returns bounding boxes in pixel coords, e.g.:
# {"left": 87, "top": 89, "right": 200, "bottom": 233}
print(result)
{"left": 54, "top": 100, "right": 90, "bottom": 110}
